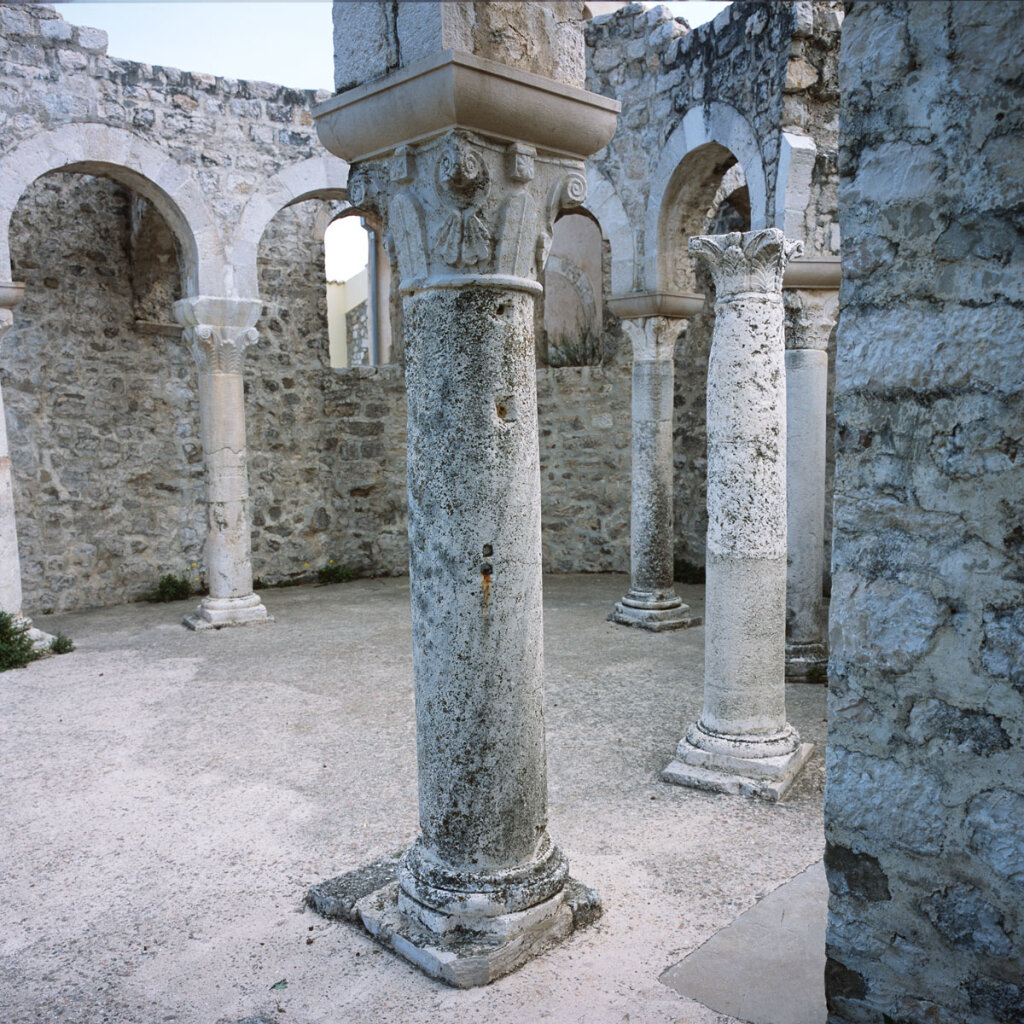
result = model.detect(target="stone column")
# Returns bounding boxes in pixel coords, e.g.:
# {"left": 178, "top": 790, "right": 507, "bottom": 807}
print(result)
{"left": 610, "top": 312, "right": 698, "bottom": 631}
{"left": 663, "top": 229, "right": 813, "bottom": 801}
{"left": 172, "top": 296, "right": 270, "bottom": 631}
{"left": 308, "top": 40, "right": 617, "bottom": 986}
{"left": 782, "top": 286, "right": 837, "bottom": 680}
{"left": 0, "top": 283, "right": 52, "bottom": 650}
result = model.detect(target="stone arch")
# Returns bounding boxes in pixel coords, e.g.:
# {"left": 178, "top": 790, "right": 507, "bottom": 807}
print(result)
{"left": 644, "top": 102, "right": 767, "bottom": 292}
{"left": 0, "top": 123, "right": 221, "bottom": 295}
{"left": 231, "top": 154, "right": 350, "bottom": 298}
{"left": 584, "top": 164, "right": 635, "bottom": 295}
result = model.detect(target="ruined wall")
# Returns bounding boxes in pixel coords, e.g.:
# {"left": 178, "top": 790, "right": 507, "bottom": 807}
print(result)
{"left": 4, "top": 173, "right": 203, "bottom": 612}
{"left": 584, "top": 1, "right": 841, "bottom": 570}
{"left": 825, "top": 3, "right": 1024, "bottom": 1022}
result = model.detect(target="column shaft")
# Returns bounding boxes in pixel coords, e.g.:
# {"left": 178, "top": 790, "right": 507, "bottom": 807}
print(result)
{"left": 663, "top": 229, "right": 813, "bottom": 801}
{"left": 174, "top": 296, "right": 270, "bottom": 631}
{"left": 785, "top": 346, "right": 828, "bottom": 675}
{"left": 612, "top": 317, "right": 697, "bottom": 630}
{"left": 399, "top": 286, "right": 565, "bottom": 922}
{"left": 0, "top": 286, "right": 52, "bottom": 648}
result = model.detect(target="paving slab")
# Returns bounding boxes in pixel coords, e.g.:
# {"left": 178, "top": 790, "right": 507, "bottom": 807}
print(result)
{"left": 0, "top": 574, "right": 826, "bottom": 1024}
{"left": 660, "top": 860, "right": 827, "bottom": 1024}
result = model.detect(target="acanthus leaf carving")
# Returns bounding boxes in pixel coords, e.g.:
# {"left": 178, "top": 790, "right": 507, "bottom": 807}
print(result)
{"left": 353, "top": 130, "right": 587, "bottom": 293}
{"left": 187, "top": 323, "right": 259, "bottom": 375}
{"left": 688, "top": 228, "right": 804, "bottom": 301}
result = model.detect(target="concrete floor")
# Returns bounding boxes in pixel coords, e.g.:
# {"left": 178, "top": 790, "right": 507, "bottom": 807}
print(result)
{"left": 0, "top": 574, "right": 827, "bottom": 1024}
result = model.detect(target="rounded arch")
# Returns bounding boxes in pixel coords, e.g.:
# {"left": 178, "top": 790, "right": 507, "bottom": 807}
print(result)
{"left": 585, "top": 164, "right": 635, "bottom": 295}
{"left": 231, "top": 153, "right": 350, "bottom": 297}
{"left": 644, "top": 103, "right": 767, "bottom": 292}
{"left": 0, "top": 123, "right": 221, "bottom": 295}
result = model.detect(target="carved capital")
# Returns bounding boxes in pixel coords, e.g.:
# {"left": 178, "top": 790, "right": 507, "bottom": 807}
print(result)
{"left": 185, "top": 323, "right": 260, "bottom": 374}
{"left": 0, "top": 282, "right": 24, "bottom": 346}
{"left": 172, "top": 296, "right": 263, "bottom": 375}
{"left": 355, "top": 129, "right": 588, "bottom": 295}
{"left": 688, "top": 229, "right": 803, "bottom": 303}
{"left": 621, "top": 316, "right": 683, "bottom": 363}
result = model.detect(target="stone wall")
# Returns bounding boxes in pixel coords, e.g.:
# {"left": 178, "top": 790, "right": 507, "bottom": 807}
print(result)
{"left": 4, "top": 173, "right": 203, "bottom": 612}
{"left": 825, "top": 3, "right": 1024, "bottom": 1022}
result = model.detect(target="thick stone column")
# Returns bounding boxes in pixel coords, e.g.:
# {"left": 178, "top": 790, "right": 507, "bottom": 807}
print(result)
{"left": 610, "top": 310, "right": 699, "bottom": 631}
{"left": 308, "top": 37, "right": 617, "bottom": 986}
{"left": 172, "top": 296, "right": 270, "bottom": 631}
{"left": 663, "top": 229, "right": 813, "bottom": 801}
{"left": 0, "top": 283, "right": 52, "bottom": 649}
{"left": 782, "top": 286, "right": 837, "bottom": 681}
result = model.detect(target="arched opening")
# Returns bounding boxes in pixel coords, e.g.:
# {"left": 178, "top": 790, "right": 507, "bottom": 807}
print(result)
{"left": 659, "top": 141, "right": 753, "bottom": 295}
{"left": 4, "top": 171, "right": 200, "bottom": 612}
{"left": 540, "top": 211, "right": 607, "bottom": 368}
{"left": 324, "top": 210, "right": 392, "bottom": 368}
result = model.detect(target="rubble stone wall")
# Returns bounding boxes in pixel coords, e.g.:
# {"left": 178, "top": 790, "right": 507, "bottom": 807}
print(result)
{"left": 825, "top": 3, "right": 1024, "bottom": 1022}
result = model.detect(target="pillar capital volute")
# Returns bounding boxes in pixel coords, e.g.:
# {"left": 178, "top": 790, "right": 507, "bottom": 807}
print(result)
{"left": 689, "top": 229, "right": 803, "bottom": 303}
{"left": 173, "top": 296, "right": 262, "bottom": 373}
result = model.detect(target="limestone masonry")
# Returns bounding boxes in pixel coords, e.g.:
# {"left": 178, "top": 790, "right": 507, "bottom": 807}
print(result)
{"left": 1, "top": 0, "right": 1019, "bottom": 1018}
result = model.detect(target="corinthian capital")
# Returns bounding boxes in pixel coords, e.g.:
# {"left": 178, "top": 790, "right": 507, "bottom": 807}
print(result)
{"left": 172, "top": 296, "right": 263, "bottom": 374}
{"left": 688, "top": 229, "right": 804, "bottom": 302}
{"left": 352, "top": 129, "right": 587, "bottom": 295}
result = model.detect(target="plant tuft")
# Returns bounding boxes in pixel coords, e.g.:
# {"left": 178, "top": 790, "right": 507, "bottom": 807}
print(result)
{"left": 49, "top": 633, "right": 75, "bottom": 655}
{"left": 147, "top": 573, "right": 193, "bottom": 603}
{"left": 317, "top": 563, "right": 354, "bottom": 585}
{"left": 0, "top": 611, "right": 39, "bottom": 671}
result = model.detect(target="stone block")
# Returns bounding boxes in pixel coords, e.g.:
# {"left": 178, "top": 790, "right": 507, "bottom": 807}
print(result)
{"left": 663, "top": 741, "right": 814, "bottom": 802}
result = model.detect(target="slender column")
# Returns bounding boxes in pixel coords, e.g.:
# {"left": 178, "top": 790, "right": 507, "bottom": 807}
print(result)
{"left": 0, "top": 283, "right": 52, "bottom": 649}
{"left": 172, "top": 296, "right": 270, "bottom": 631}
{"left": 611, "top": 315, "right": 698, "bottom": 631}
{"left": 784, "top": 289, "right": 836, "bottom": 680}
{"left": 308, "top": 44, "right": 617, "bottom": 980}
{"left": 663, "top": 229, "right": 813, "bottom": 801}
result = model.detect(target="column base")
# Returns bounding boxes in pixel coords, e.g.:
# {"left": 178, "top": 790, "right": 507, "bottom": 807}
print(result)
{"left": 306, "top": 853, "right": 601, "bottom": 989}
{"left": 183, "top": 594, "right": 272, "bottom": 631}
{"left": 785, "top": 641, "right": 828, "bottom": 682}
{"left": 662, "top": 733, "right": 814, "bottom": 802}
{"left": 609, "top": 593, "right": 701, "bottom": 632}
{"left": 17, "top": 617, "right": 55, "bottom": 654}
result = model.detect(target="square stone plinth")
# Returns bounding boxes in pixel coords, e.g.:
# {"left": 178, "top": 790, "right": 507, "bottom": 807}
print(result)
{"left": 609, "top": 602, "right": 702, "bottom": 632}
{"left": 306, "top": 855, "right": 601, "bottom": 988}
{"left": 662, "top": 741, "right": 814, "bottom": 802}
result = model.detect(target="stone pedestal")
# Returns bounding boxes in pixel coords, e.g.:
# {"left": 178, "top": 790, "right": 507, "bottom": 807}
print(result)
{"left": 783, "top": 288, "right": 837, "bottom": 681}
{"left": 0, "top": 283, "right": 52, "bottom": 651}
{"left": 663, "top": 229, "right": 812, "bottom": 802}
{"left": 610, "top": 312, "right": 699, "bottom": 631}
{"left": 310, "top": 36, "right": 617, "bottom": 986}
{"left": 173, "top": 297, "right": 270, "bottom": 631}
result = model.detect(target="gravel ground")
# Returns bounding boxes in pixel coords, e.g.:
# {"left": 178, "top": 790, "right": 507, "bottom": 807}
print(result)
{"left": 0, "top": 574, "right": 826, "bottom": 1024}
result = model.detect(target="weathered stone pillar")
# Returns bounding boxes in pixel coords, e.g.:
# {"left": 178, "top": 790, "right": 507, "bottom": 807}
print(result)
{"left": 663, "top": 229, "right": 812, "bottom": 801}
{"left": 0, "top": 283, "right": 52, "bottom": 649}
{"left": 308, "top": 20, "right": 617, "bottom": 985}
{"left": 607, "top": 297, "right": 701, "bottom": 631}
{"left": 172, "top": 296, "right": 270, "bottom": 631}
{"left": 781, "top": 284, "right": 837, "bottom": 680}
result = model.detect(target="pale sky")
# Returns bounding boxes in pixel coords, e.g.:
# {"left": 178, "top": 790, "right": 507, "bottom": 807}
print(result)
{"left": 57, "top": 2, "right": 732, "bottom": 92}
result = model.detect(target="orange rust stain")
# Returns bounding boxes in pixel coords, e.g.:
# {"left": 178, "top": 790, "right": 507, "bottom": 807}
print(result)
{"left": 481, "top": 571, "right": 492, "bottom": 607}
